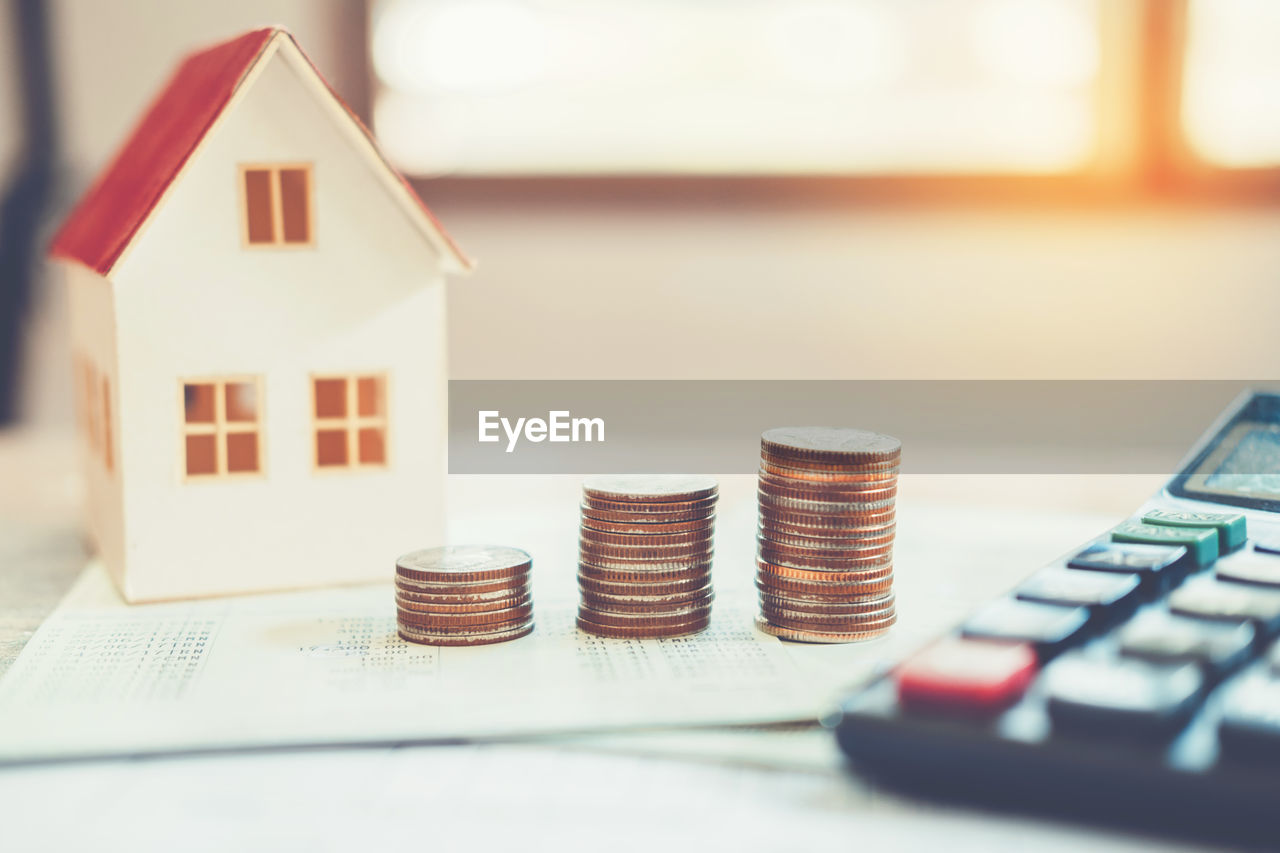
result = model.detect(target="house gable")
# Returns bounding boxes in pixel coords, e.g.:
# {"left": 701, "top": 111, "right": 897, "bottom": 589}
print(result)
{"left": 48, "top": 27, "right": 471, "bottom": 278}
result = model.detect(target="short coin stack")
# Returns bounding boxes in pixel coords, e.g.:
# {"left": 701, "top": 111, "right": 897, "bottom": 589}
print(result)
{"left": 577, "top": 475, "right": 718, "bottom": 638}
{"left": 755, "top": 427, "right": 900, "bottom": 643}
{"left": 395, "top": 545, "right": 534, "bottom": 646}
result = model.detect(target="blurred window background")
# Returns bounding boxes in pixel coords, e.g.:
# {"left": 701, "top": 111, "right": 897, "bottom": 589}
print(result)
{"left": 4, "top": 0, "right": 1280, "bottom": 431}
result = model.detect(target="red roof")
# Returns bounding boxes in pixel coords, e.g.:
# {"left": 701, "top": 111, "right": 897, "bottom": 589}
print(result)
{"left": 49, "top": 27, "right": 470, "bottom": 275}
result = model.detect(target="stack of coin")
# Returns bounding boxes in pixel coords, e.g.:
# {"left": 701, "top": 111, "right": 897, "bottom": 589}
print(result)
{"left": 395, "top": 545, "right": 534, "bottom": 646}
{"left": 577, "top": 475, "right": 718, "bottom": 638}
{"left": 755, "top": 427, "right": 900, "bottom": 643}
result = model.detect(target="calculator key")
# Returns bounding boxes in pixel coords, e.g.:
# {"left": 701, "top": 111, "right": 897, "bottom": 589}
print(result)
{"left": 896, "top": 637, "right": 1037, "bottom": 715}
{"left": 1111, "top": 522, "right": 1218, "bottom": 569}
{"left": 1216, "top": 550, "right": 1280, "bottom": 588}
{"left": 1118, "top": 610, "right": 1255, "bottom": 678}
{"left": 1218, "top": 676, "right": 1280, "bottom": 760}
{"left": 1067, "top": 542, "right": 1186, "bottom": 593}
{"left": 1016, "top": 568, "right": 1140, "bottom": 624}
{"left": 1142, "top": 509, "right": 1246, "bottom": 554}
{"left": 1044, "top": 654, "right": 1204, "bottom": 736}
{"left": 961, "top": 598, "right": 1090, "bottom": 660}
{"left": 1169, "top": 576, "right": 1280, "bottom": 637}
{"left": 1254, "top": 538, "right": 1280, "bottom": 557}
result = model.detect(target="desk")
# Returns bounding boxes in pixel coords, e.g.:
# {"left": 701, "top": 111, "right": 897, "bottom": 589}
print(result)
{"left": 0, "top": 430, "right": 1216, "bottom": 851}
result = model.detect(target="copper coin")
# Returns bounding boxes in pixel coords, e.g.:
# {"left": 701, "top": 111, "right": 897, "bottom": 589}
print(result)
{"left": 758, "top": 505, "right": 895, "bottom": 527}
{"left": 577, "top": 572, "right": 712, "bottom": 596}
{"left": 577, "top": 614, "right": 710, "bottom": 639}
{"left": 757, "top": 474, "right": 899, "bottom": 500}
{"left": 757, "top": 491, "right": 896, "bottom": 516}
{"left": 758, "top": 450, "right": 903, "bottom": 474}
{"left": 759, "top": 515, "right": 896, "bottom": 538}
{"left": 754, "top": 615, "right": 893, "bottom": 644}
{"left": 581, "top": 585, "right": 713, "bottom": 609}
{"left": 756, "top": 572, "right": 894, "bottom": 597}
{"left": 579, "top": 562, "right": 712, "bottom": 584}
{"left": 581, "top": 515, "right": 716, "bottom": 535}
{"left": 757, "top": 559, "right": 893, "bottom": 582}
{"left": 577, "top": 601, "right": 712, "bottom": 627}
{"left": 395, "top": 591, "right": 531, "bottom": 613}
{"left": 760, "top": 590, "right": 894, "bottom": 614}
{"left": 757, "top": 545, "right": 892, "bottom": 572}
{"left": 758, "top": 527, "right": 895, "bottom": 550}
{"left": 582, "top": 495, "right": 718, "bottom": 515}
{"left": 580, "top": 528, "right": 715, "bottom": 548}
{"left": 757, "top": 535, "right": 894, "bottom": 558}
{"left": 397, "top": 602, "right": 534, "bottom": 627}
{"left": 396, "top": 545, "right": 531, "bottom": 584}
{"left": 580, "top": 593, "right": 714, "bottom": 615}
{"left": 579, "top": 552, "right": 714, "bottom": 571}
{"left": 759, "top": 462, "right": 899, "bottom": 485}
{"left": 582, "top": 475, "right": 718, "bottom": 504}
{"left": 581, "top": 504, "right": 717, "bottom": 524}
{"left": 760, "top": 427, "right": 901, "bottom": 465}
{"left": 398, "top": 622, "right": 534, "bottom": 646}
{"left": 760, "top": 602, "right": 896, "bottom": 628}
{"left": 580, "top": 538, "right": 714, "bottom": 560}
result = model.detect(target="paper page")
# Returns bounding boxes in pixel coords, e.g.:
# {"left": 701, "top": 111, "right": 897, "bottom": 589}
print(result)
{"left": 0, "top": 476, "right": 1118, "bottom": 765}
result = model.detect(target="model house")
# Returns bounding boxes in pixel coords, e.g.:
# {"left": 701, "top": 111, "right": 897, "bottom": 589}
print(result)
{"left": 49, "top": 27, "right": 471, "bottom": 602}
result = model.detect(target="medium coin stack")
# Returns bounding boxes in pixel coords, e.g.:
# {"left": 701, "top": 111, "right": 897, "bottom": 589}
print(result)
{"left": 395, "top": 545, "right": 534, "bottom": 646}
{"left": 755, "top": 427, "right": 900, "bottom": 643}
{"left": 577, "top": 475, "right": 718, "bottom": 638}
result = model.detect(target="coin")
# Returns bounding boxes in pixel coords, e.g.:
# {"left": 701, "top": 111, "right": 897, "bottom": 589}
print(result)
{"left": 755, "top": 573, "right": 895, "bottom": 597}
{"left": 759, "top": 590, "right": 895, "bottom": 614}
{"left": 757, "top": 559, "right": 893, "bottom": 582}
{"left": 757, "top": 547, "right": 892, "bottom": 572}
{"left": 581, "top": 504, "right": 717, "bottom": 524}
{"left": 582, "top": 475, "right": 718, "bottom": 504}
{"left": 581, "top": 589, "right": 714, "bottom": 613}
{"left": 577, "top": 601, "right": 712, "bottom": 628}
{"left": 581, "top": 515, "right": 716, "bottom": 535}
{"left": 759, "top": 462, "right": 900, "bottom": 484}
{"left": 395, "top": 575, "right": 530, "bottom": 597}
{"left": 753, "top": 615, "right": 893, "bottom": 644}
{"left": 579, "top": 562, "right": 712, "bottom": 584}
{"left": 398, "top": 622, "right": 535, "bottom": 646}
{"left": 757, "top": 491, "right": 897, "bottom": 516}
{"left": 580, "top": 528, "right": 715, "bottom": 548}
{"left": 396, "top": 602, "right": 534, "bottom": 628}
{"left": 759, "top": 602, "right": 896, "bottom": 628}
{"left": 757, "top": 474, "right": 898, "bottom": 500}
{"left": 577, "top": 614, "right": 710, "bottom": 639}
{"left": 758, "top": 450, "right": 902, "bottom": 474}
{"left": 760, "top": 427, "right": 902, "bottom": 465}
{"left": 583, "top": 495, "right": 719, "bottom": 515}
{"left": 396, "top": 545, "right": 532, "bottom": 584}
{"left": 757, "top": 527, "right": 896, "bottom": 550}
{"left": 577, "top": 572, "right": 712, "bottom": 596}
{"left": 579, "top": 541, "right": 715, "bottom": 564}
{"left": 395, "top": 591, "right": 532, "bottom": 613}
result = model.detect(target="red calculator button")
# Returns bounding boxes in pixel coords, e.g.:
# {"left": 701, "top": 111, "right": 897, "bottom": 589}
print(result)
{"left": 897, "top": 637, "right": 1038, "bottom": 713}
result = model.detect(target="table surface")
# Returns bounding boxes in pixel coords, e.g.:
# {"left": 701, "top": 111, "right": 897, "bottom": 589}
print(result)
{"left": 0, "top": 428, "right": 1227, "bottom": 852}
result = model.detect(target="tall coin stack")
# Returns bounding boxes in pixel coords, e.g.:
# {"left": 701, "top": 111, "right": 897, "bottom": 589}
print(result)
{"left": 755, "top": 427, "right": 900, "bottom": 643}
{"left": 577, "top": 475, "right": 718, "bottom": 639}
{"left": 395, "top": 545, "right": 534, "bottom": 646}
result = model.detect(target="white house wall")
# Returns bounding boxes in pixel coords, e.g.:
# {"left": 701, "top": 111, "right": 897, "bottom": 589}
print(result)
{"left": 109, "top": 45, "right": 447, "bottom": 601}
{"left": 64, "top": 262, "right": 126, "bottom": 586}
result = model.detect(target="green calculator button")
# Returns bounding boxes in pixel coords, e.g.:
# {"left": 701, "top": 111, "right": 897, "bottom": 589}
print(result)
{"left": 1141, "top": 509, "right": 1246, "bottom": 553}
{"left": 1112, "top": 522, "right": 1218, "bottom": 568}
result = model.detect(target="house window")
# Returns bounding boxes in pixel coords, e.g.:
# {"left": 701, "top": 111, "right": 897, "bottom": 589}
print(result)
{"left": 182, "top": 378, "right": 263, "bottom": 478}
{"left": 240, "top": 164, "right": 313, "bottom": 246}
{"left": 312, "top": 374, "right": 388, "bottom": 469}
{"left": 101, "top": 376, "right": 113, "bottom": 472}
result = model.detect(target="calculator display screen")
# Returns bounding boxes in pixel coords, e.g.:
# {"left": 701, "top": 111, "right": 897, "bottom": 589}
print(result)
{"left": 1182, "top": 421, "right": 1280, "bottom": 504}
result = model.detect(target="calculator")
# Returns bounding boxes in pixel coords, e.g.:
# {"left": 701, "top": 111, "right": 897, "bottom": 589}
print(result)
{"left": 834, "top": 391, "right": 1280, "bottom": 845}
